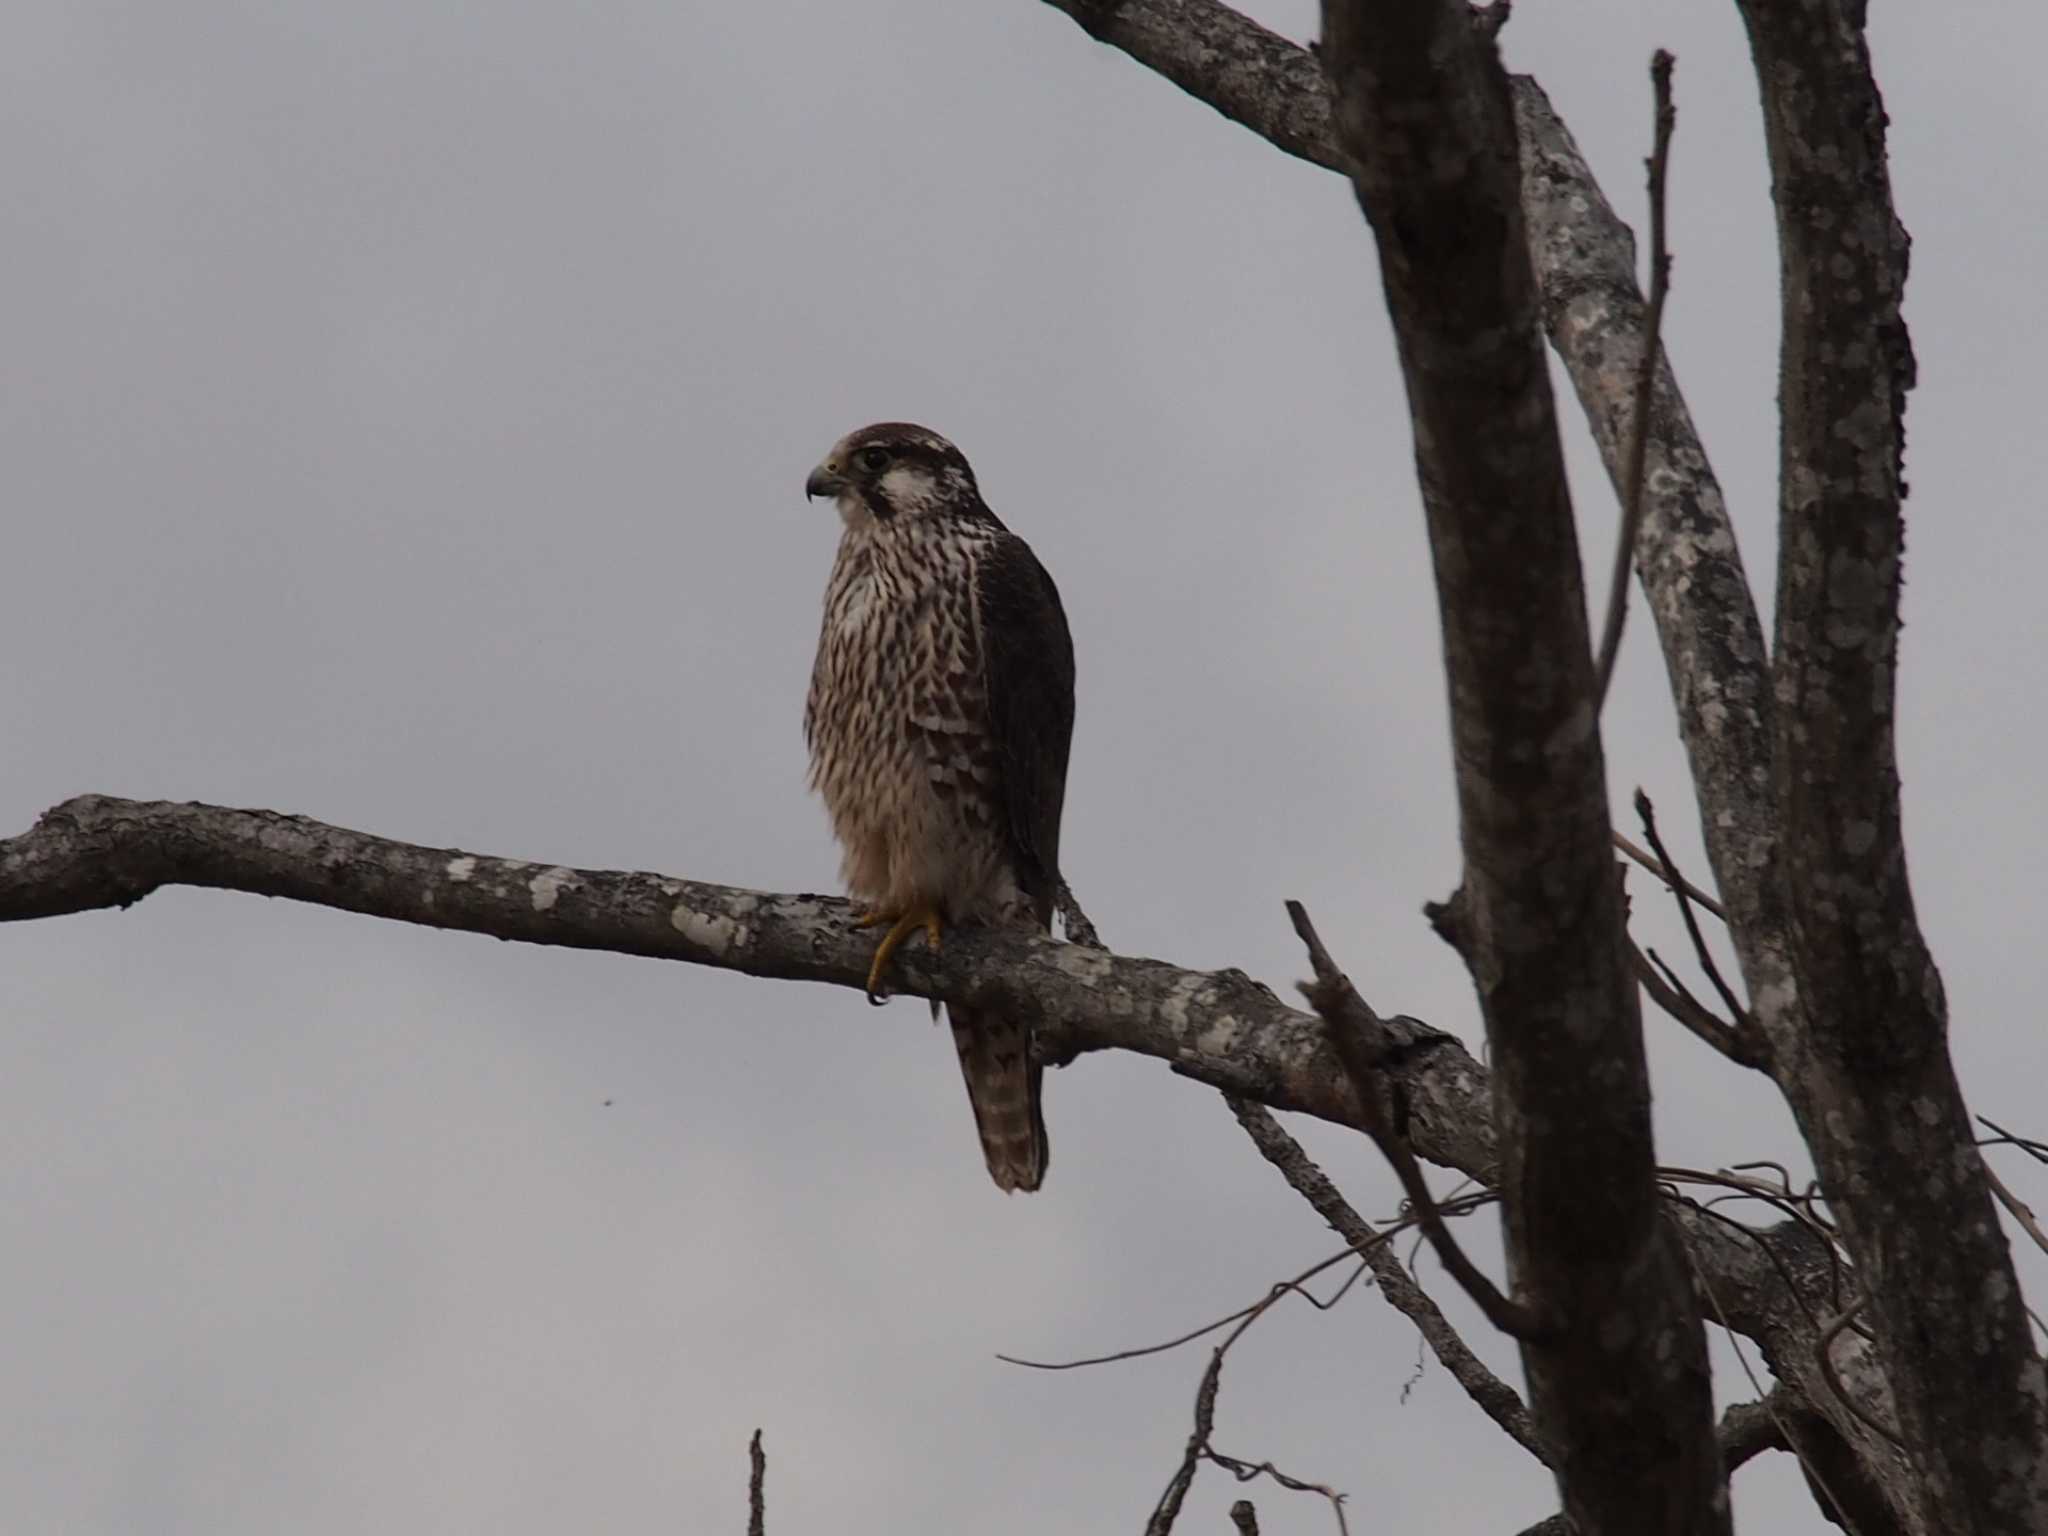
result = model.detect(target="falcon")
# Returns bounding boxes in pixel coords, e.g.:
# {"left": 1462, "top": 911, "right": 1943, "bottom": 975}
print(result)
{"left": 803, "top": 423, "right": 1076, "bottom": 1193}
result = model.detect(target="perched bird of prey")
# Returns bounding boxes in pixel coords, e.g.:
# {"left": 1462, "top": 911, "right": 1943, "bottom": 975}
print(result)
{"left": 804, "top": 423, "right": 1076, "bottom": 1193}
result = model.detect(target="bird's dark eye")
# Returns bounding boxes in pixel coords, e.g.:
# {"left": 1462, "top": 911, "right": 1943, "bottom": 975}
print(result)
{"left": 854, "top": 446, "right": 892, "bottom": 474}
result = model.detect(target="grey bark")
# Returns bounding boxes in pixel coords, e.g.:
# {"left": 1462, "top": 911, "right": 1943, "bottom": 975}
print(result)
{"left": 1035, "top": 0, "right": 2038, "bottom": 1530}
{"left": 1732, "top": 4, "right": 2048, "bottom": 1531}
{"left": 1314, "top": 3, "right": 1722, "bottom": 1531}
{"left": 1038, "top": 0, "right": 1347, "bottom": 173}
{"left": 0, "top": 792, "right": 1908, "bottom": 1524}
{"left": 0, "top": 794, "right": 1467, "bottom": 1148}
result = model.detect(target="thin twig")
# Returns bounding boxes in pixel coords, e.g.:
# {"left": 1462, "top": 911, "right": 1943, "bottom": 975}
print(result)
{"left": 1631, "top": 940, "right": 1763, "bottom": 1067}
{"left": 1286, "top": 900, "right": 1548, "bottom": 1341}
{"left": 1728, "top": 1160, "right": 1795, "bottom": 1193}
{"left": 1229, "top": 1097, "right": 1549, "bottom": 1464}
{"left": 998, "top": 1249, "right": 1362, "bottom": 1371}
{"left": 1634, "top": 790, "right": 1751, "bottom": 1029}
{"left": 1144, "top": 1346, "right": 1211, "bottom": 1536}
{"left": 1000, "top": 1192, "right": 1504, "bottom": 1373}
{"left": 1659, "top": 1167, "right": 1849, "bottom": 1317}
{"left": 1143, "top": 1313, "right": 1350, "bottom": 1536}
{"left": 1612, "top": 829, "right": 1728, "bottom": 921}
{"left": 1985, "top": 1160, "right": 2048, "bottom": 1258}
{"left": 1978, "top": 1116, "right": 2048, "bottom": 1166}
{"left": 747, "top": 1430, "right": 765, "bottom": 1536}
{"left": 1645, "top": 947, "right": 1713, "bottom": 1019}
{"left": 1202, "top": 1444, "right": 1350, "bottom": 1536}
{"left": 1044, "top": 886, "right": 1343, "bottom": 1536}
{"left": 1592, "top": 49, "right": 1677, "bottom": 711}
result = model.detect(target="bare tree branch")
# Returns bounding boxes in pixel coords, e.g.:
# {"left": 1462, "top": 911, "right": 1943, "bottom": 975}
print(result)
{"left": 1035, "top": 0, "right": 1346, "bottom": 173}
{"left": 1228, "top": 1097, "right": 1549, "bottom": 1463}
{"left": 1144, "top": 1322, "right": 1351, "bottom": 1536}
{"left": 1979, "top": 1118, "right": 2048, "bottom": 1168}
{"left": 1731, "top": 5, "right": 2048, "bottom": 1526}
{"left": 1630, "top": 942, "right": 1760, "bottom": 1070}
{"left": 1985, "top": 1161, "right": 2048, "bottom": 1260}
{"left": 0, "top": 792, "right": 1916, "bottom": 1524}
{"left": 1715, "top": 1392, "right": 1791, "bottom": 1476}
{"left": 1633, "top": 790, "right": 1750, "bottom": 1030}
{"left": 1038, "top": 0, "right": 1794, "bottom": 1048}
{"left": 1000, "top": 1247, "right": 1369, "bottom": 1372}
{"left": 747, "top": 1430, "right": 765, "bottom": 1536}
{"left": 1676, "top": 1204, "right": 1918, "bottom": 1536}
{"left": 1315, "top": 1, "right": 1722, "bottom": 1527}
{"left": 1286, "top": 903, "right": 1542, "bottom": 1341}
{"left": 1033, "top": 3, "right": 1780, "bottom": 976}
{"left": 0, "top": 795, "right": 1489, "bottom": 1158}
{"left": 1509, "top": 81, "right": 1784, "bottom": 989}
{"left": 1612, "top": 831, "right": 1727, "bottom": 923}
{"left": 1590, "top": 49, "right": 1677, "bottom": 714}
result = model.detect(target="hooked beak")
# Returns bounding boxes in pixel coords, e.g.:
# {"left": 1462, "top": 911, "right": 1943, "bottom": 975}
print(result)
{"left": 805, "top": 461, "right": 847, "bottom": 500}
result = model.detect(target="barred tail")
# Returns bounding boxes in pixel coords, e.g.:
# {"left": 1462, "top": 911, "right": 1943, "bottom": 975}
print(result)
{"left": 947, "top": 1007, "right": 1048, "bottom": 1193}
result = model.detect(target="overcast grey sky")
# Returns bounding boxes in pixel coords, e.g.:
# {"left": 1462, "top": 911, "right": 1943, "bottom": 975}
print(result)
{"left": 3, "top": 2, "right": 2042, "bottom": 1531}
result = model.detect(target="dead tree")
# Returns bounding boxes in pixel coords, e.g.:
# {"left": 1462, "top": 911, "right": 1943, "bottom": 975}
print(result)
{"left": 2, "top": 2, "right": 2040, "bottom": 1532}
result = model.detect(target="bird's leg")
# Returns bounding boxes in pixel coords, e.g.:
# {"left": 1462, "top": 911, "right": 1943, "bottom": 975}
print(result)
{"left": 860, "top": 902, "right": 943, "bottom": 1005}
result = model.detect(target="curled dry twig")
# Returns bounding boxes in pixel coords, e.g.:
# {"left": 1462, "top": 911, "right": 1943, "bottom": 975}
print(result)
{"left": 997, "top": 1249, "right": 1367, "bottom": 1373}
{"left": 1140, "top": 1302, "right": 1352, "bottom": 1536}
{"left": 1000, "top": 1187, "right": 1506, "bottom": 1376}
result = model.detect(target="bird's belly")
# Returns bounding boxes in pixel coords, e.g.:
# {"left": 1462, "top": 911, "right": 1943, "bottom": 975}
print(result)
{"left": 813, "top": 714, "right": 1013, "bottom": 921}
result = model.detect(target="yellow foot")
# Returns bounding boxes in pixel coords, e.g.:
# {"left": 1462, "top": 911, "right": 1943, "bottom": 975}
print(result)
{"left": 859, "top": 902, "right": 943, "bottom": 1004}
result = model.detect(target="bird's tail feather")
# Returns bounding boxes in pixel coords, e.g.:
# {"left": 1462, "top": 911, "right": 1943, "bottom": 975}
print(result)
{"left": 947, "top": 1007, "right": 1047, "bottom": 1193}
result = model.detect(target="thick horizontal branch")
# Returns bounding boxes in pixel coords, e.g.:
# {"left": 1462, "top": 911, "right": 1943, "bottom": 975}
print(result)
{"left": 6, "top": 791, "right": 1913, "bottom": 1524}
{"left": 0, "top": 794, "right": 1495, "bottom": 1171}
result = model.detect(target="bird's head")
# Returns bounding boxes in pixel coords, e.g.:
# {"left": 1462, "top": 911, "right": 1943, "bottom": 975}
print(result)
{"left": 806, "top": 423, "right": 981, "bottom": 529}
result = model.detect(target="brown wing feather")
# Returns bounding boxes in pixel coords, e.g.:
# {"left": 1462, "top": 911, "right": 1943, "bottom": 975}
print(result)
{"left": 948, "top": 529, "right": 1073, "bottom": 1192}
{"left": 973, "top": 532, "right": 1076, "bottom": 925}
